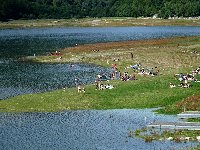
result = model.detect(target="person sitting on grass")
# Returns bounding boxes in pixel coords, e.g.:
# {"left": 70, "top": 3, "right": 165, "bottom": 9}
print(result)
{"left": 105, "top": 84, "right": 114, "bottom": 89}
{"left": 95, "top": 79, "right": 101, "bottom": 90}
{"left": 77, "top": 85, "right": 86, "bottom": 93}
{"left": 77, "top": 85, "right": 82, "bottom": 93}
{"left": 82, "top": 88, "right": 85, "bottom": 93}
{"left": 169, "top": 83, "right": 176, "bottom": 88}
{"left": 178, "top": 83, "right": 190, "bottom": 88}
{"left": 130, "top": 74, "right": 136, "bottom": 80}
{"left": 100, "top": 83, "right": 105, "bottom": 90}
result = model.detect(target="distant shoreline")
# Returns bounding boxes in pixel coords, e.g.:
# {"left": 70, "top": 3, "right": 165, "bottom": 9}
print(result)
{"left": 0, "top": 17, "right": 200, "bottom": 29}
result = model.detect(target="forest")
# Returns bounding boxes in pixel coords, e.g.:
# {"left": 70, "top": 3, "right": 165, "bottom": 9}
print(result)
{"left": 0, "top": 0, "right": 200, "bottom": 20}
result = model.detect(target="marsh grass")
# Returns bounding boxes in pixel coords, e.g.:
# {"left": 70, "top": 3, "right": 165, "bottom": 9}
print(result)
{"left": 187, "top": 118, "right": 200, "bottom": 122}
{"left": 132, "top": 128, "right": 200, "bottom": 143}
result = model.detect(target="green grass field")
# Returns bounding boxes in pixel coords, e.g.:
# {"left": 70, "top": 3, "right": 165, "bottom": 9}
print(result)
{"left": 1, "top": 36, "right": 200, "bottom": 113}
{"left": 1, "top": 76, "right": 199, "bottom": 113}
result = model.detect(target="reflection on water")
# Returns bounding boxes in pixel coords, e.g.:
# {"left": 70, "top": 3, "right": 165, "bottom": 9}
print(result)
{"left": 0, "top": 109, "right": 198, "bottom": 150}
{"left": 0, "top": 26, "right": 200, "bottom": 99}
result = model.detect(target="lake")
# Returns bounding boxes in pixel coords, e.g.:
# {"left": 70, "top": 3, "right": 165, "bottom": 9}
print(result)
{"left": 0, "top": 26, "right": 200, "bottom": 100}
{"left": 0, "top": 26, "right": 200, "bottom": 149}
{"left": 0, "top": 109, "right": 198, "bottom": 150}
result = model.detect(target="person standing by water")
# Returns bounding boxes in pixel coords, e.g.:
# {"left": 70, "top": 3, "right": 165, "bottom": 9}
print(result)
{"left": 74, "top": 78, "right": 80, "bottom": 87}
{"left": 130, "top": 52, "right": 134, "bottom": 60}
{"left": 95, "top": 79, "right": 101, "bottom": 90}
{"left": 112, "top": 63, "right": 117, "bottom": 78}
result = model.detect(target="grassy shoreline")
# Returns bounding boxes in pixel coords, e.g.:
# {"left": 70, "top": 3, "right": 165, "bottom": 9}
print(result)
{"left": 0, "top": 17, "right": 200, "bottom": 29}
{"left": 1, "top": 36, "right": 200, "bottom": 113}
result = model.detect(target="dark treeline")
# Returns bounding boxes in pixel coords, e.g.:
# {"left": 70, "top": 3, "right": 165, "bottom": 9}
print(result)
{"left": 0, "top": 0, "right": 200, "bottom": 20}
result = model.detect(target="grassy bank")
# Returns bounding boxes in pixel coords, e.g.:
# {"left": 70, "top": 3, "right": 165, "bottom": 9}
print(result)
{"left": 0, "top": 17, "right": 200, "bottom": 29}
{"left": 0, "top": 36, "right": 200, "bottom": 113}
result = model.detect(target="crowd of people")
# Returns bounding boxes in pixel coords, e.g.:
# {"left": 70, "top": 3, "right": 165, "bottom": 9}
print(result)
{"left": 170, "top": 67, "right": 200, "bottom": 88}
{"left": 91, "top": 63, "right": 159, "bottom": 91}
{"left": 71, "top": 59, "right": 199, "bottom": 92}
{"left": 127, "top": 64, "right": 160, "bottom": 77}
{"left": 75, "top": 61, "right": 163, "bottom": 93}
{"left": 50, "top": 50, "right": 62, "bottom": 56}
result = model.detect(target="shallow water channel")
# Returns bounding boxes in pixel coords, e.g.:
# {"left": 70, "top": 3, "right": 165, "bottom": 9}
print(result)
{"left": 0, "top": 26, "right": 200, "bottom": 149}
{"left": 0, "top": 109, "right": 198, "bottom": 150}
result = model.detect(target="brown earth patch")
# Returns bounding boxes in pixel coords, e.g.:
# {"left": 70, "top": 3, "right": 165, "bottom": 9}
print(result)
{"left": 63, "top": 37, "right": 179, "bottom": 53}
{"left": 176, "top": 94, "right": 200, "bottom": 111}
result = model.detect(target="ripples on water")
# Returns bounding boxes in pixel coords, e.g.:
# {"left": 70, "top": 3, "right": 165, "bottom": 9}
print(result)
{"left": 1, "top": 26, "right": 200, "bottom": 58}
{"left": 0, "top": 109, "right": 198, "bottom": 150}
{"left": 0, "top": 61, "right": 111, "bottom": 99}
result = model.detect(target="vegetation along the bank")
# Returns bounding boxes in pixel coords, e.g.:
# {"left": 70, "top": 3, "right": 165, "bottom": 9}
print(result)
{"left": 0, "top": 17, "right": 200, "bottom": 29}
{"left": 129, "top": 127, "right": 200, "bottom": 143}
{"left": 0, "top": 36, "right": 200, "bottom": 113}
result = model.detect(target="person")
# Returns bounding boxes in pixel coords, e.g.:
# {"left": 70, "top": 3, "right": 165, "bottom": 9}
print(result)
{"left": 75, "top": 78, "right": 79, "bottom": 87}
{"left": 100, "top": 83, "right": 105, "bottom": 90}
{"left": 155, "top": 66, "right": 159, "bottom": 75}
{"left": 169, "top": 83, "right": 176, "bottom": 88}
{"left": 105, "top": 84, "right": 114, "bottom": 89}
{"left": 95, "top": 79, "right": 100, "bottom": 90}
{"left": 131, "top": 74, "right": 136, "bottom": 80}
{"left": 112, "top": 64, "right": 117, "bottom": 70}
{"left": 82, "top": 88, "right": 85, "bottom": 93}
{"left": 116, "top": 71, "right": 120, "bottom": 79}
{"left": 97, "top": 74, "right": 101, "bottom": 79}
{"left": 56, "top": 56, "right": 62, "bottom": 60}
{"left": 130, "top": 52, "right": 133, "bottom": 59}
{"left": 77, "top": 85, "right": 82, "bottom": 92}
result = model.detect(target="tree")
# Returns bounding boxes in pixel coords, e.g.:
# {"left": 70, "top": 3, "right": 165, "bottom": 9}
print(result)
{"left": 1, "top": 0, "right": 200, "bottom": 20}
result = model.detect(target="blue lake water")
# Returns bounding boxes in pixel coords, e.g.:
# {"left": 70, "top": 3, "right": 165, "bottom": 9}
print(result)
{"left": 0, "top": 109, "right": 198, "bottom": 150}
{"left": 0, "top": 26, "right": 200, "bottom": 149}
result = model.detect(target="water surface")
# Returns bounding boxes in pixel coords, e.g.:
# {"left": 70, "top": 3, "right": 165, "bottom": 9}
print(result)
{"left": 0, "top": 109, "right": 198, "bottom": 150}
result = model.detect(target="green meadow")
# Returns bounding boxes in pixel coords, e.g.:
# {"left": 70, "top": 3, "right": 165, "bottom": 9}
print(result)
{"left": 1, "top": 36, "right": 200, "bottom": 113}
